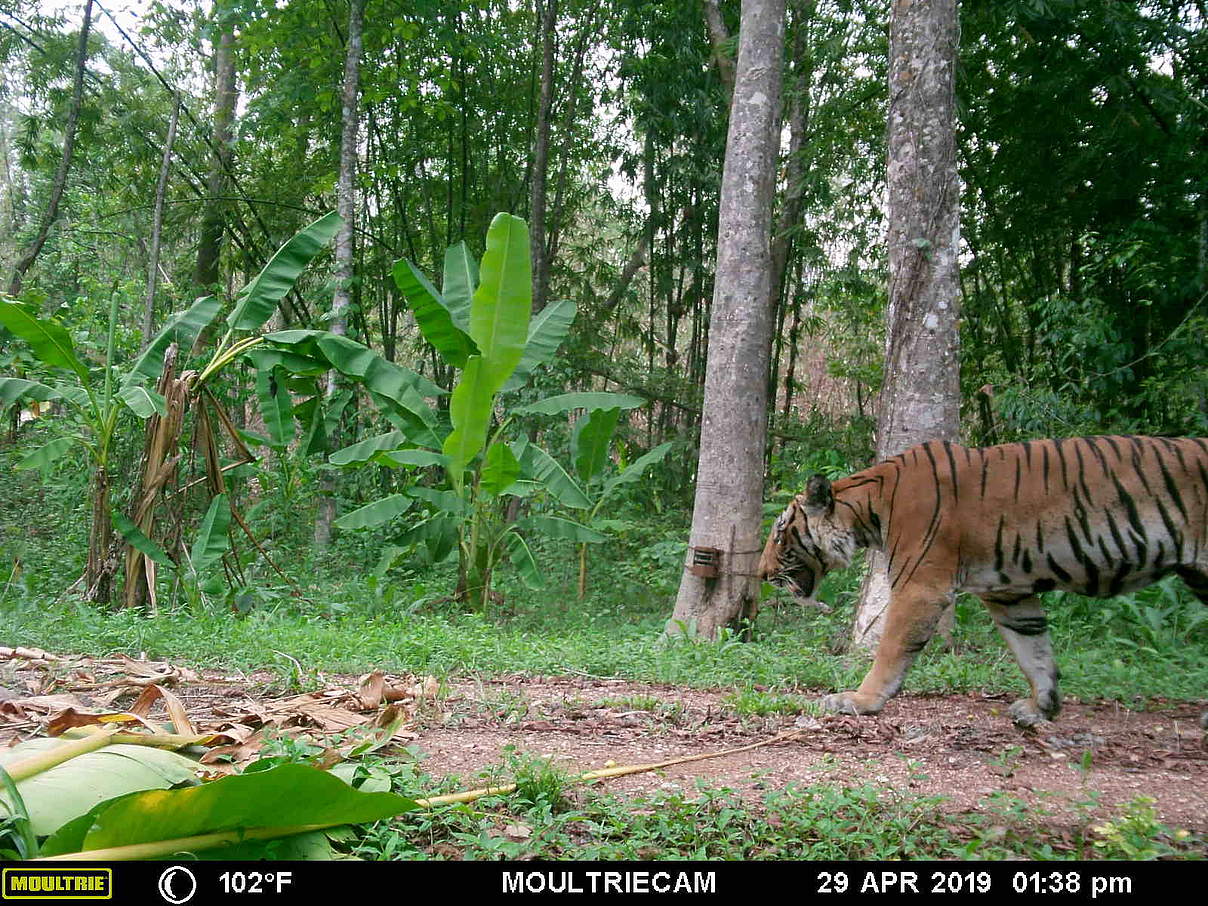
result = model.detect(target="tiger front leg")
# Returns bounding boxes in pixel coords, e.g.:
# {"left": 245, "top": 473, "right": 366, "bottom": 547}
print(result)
{"left": 982, "top": 596, "right": 1061, "bottom": 728}
{"left": 821, "top": 589, "right": 951, "bottom": 716}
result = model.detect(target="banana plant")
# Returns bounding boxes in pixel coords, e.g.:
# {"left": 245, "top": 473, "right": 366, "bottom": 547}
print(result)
{"left": 1, "top": 212, "right": 443, "bottom": 607}
{"left": 331, "top": 213, "right": 644, "bottom": 611}
{"left": 0, "top": 290, "right": 220, "bottom": 602}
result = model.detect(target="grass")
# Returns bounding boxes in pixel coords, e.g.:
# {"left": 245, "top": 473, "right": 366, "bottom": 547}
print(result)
{"left": 314, "top": 748, "right": 1202, "bottom": 861}
{"left": 2, "top": 455, "right": 1207, "bottom": 861}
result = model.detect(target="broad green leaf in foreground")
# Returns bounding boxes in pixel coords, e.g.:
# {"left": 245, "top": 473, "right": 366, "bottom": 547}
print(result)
{"left": 0, "top": 738, "right": 198, "bottom": 837}
{"left": 40, "top": 763, "right": 417, "bottom": 858}
{"left": 469, "top": 213, "right": 531, "bottom": 392}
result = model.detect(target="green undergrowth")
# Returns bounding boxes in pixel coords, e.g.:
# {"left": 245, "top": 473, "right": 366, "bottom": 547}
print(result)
{"left": 289, "top": 746, "right": 1205, "bottom": 861}
{"left": 2, "top": 463, "right": 1206, "bottom": 707}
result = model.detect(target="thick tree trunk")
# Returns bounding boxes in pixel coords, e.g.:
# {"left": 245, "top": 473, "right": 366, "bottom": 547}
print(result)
{"left": 851, "top": 0, "right": 961, "bottom": 651}
{"left": 668, "top": 0, "right": 786, "bottom": 640}
{"left": 529, "top": 0, "right": 558, "bottom": 313}
{"left": 194, "top": 14, "right": 237, "bottom": 293}
{"left": 315, "top": 0, "right": 365, "bottom": 549}
{"left": 7, "top": 0, "right": 93, "bottom": 296}
{"left": 142, "top": 96, "right": 180, "bottom": 348}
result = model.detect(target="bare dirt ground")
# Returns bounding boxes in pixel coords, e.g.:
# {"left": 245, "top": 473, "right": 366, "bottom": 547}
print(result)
{"left": 421, "top": 675, "right": 1208, "bottom": 830}
{"left": 3, "top": 650, "right": 1205, "bottom": 831}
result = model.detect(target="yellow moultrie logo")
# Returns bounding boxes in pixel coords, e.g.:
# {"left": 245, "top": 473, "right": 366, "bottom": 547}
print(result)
{"left": 2, "top": 868, "right": 112, "bottom": 900}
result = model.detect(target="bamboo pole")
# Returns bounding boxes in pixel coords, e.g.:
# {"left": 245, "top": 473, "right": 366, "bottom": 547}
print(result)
{"left": 3, "top": 729, "right": 116, "bottom": 782}
{"left": 36, "top": 823, "right": 333, "bottom": 863}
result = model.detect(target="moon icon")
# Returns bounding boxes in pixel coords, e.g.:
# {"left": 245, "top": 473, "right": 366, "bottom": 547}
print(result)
{"left": 157, "top": 866, "right": 198, "bottom": 905}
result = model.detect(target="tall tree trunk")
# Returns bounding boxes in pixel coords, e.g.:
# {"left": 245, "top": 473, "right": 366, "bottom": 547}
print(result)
{"left": 194, "top": 9, "right": 237, "bottom": 293}
{"left": 6, "top": 0, "right": 93, "bottom": 296}
{"left": 529, "top": 0, "right": 558, "bottom": 313}
{"left": 315, "top": 0, "right": 365, "bottom": 549}
{"left": 851, "top": 0, "right": 961, "bottom": 651}
{"left": 142, "top": 96, "right": 180, "bottom": 348}
{"left": 668, "top": 0, "right": 786, "bottom": 640}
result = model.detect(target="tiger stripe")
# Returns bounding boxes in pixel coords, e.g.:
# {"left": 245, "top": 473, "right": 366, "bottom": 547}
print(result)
{"left": 758, "top": 435, "right": 1208, "bottom": 728}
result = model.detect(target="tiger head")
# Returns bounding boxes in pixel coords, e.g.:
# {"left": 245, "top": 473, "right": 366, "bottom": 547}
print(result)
{"left": 757, "top": 475, "right": 856, "bottom": 607}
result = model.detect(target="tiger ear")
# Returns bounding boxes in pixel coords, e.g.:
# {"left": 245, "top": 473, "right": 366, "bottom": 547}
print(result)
{"left": 804, "top": 474, "right": 833, "bottom": 516}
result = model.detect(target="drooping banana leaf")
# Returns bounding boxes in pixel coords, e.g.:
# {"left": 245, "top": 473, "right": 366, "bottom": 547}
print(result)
{"left": 333, "top": 494, "right": 414, "bottom": 531}
{"left": 123, "top": 295, "right": 221, "bottom": 388}
{"left": 0, "top": 300, "right": 90, "bottom": 383}
{"left": 516, "top": 392, "right": 645, "bottom": 416}
{"left": 572, "top": 407, "right": 621, "bottom": 482}
{"left": 189, "top": 494, "right": 231, "bottom": 575}
{"left": 226, "top": 212, "right": 343, "bottom": 332}
{"left": 0, "top": 377, "right": 61, "bottom": 409}
{"left": 479, "top": 441, "right": 521, "bottom": 497}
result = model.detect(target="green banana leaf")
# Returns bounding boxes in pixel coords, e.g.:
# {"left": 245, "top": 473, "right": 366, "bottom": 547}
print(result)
{"left": 516, "top": 392, "right": 645, "bottom": 416}
{"left": 0, "top": 300, "right": 90, "bottom": 383}
{"left": 333, "top": 494, "right": 414, "bottom": 531}
{"left": 0, "top": 738, "right": 199, "bottom": 838}
{"left": 442, "top": 356, "right": 494, "bottom": 486}
{"left": 520, "top": 515, "right": 608, "bottom": 543}
{"left": 112, "top": 510, "right": 174, "bottom": 567}
{"left": 392, "top": 259, "right": 477, "bottom": 368}
{"left": 328, "top": 431, "right": 406, "bottom": 466}
{"left": 13, "top": 436, "right": 74, "bottom": 471}
{"left": 40, "top": 763, "right": 417, "bottom": 859}
{"left": 255, "top": 367, "right": 294, "bottom": 448}
{"left": 441, "top": 241, "right": 478, "bottom": 330}
{"left": 469, "top": 213, "right": 531, "bottom": 393}
{"left": 123, "top": 295, "right": 221, "bottom": 388}
{"left": 0, "top": 377, "right": 62, "bottom": 409}
{"left": 572, "top": 407, "right": 621, "bottom": 482}
{"left": 479, "top": 441, "right": 521, "bottom": 496}
{"left": 116, "top": 383, "right": 167, "bottom": 419}
{"left": 503, "top": 298, "right": 577, "bottom": 392}
{"left": 504, "top": 531, "right": 543, "bottom": 589}
{"left": 227, "top": 212, "right": 343, "bottom": 332}
{"left": 514, "top": 440, "right": 591, "bottom": 509}
{"left": 189, "top": 494, "right": 231, "bottom": 574}
{"left": 600, "top": 442, "right": 675, "bottom": 502}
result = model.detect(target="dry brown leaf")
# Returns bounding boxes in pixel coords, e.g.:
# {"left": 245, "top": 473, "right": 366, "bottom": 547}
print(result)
{"left": 46, "top": 707, "right": 159, "bottom": 736}
{"left": 12, "top": 693, "right": 88, "bottom": 713}
{"left": 199, "top": 730, "right": 265, "bottom": 766}
{"left": 0, "top": 647, "right": 60, "bottom": 662}
{"left": 356, "top": 671, "right": 386, "bottom": 710}
{"left": 129, "top": 684, "right": 196, "bottom": 735}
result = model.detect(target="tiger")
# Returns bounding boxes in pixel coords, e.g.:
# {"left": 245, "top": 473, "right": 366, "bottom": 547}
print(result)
{"left": 758, "top": 436, "right": 1208, "bottom": 728}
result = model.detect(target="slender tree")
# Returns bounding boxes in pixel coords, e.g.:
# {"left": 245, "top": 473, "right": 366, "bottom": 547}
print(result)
{"left": 6, "top": 0, "right": 93, "bottom": 296}
{"left": 142, "top": 95, "right": 180, "bottom": 348}
{"left": 851, "top": 0, "right": 960, "bottom": 650}
{"left": 668, "top": 0, "right": 786, "bottom": 640}
{"left": 194, "top": 4, "right": 237, "bottom": 293}
{"left": 529, "top": 0, "right": 558, "bottom": 313}
{"left": 315, "top": 0, "right": 365, "bottom": 548}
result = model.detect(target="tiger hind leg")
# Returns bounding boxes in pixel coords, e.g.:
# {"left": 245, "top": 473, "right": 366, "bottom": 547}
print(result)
{"left": 982, "top": 595, "right": 1060, "bottom": 728}
{"left": 1174, "top": 568, "right": 1208, "bottom": 728}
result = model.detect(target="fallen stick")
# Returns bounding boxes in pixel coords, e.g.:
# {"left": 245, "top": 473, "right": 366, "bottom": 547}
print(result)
{"left": 414, "top": 729, "right": 806, "bottom": 809}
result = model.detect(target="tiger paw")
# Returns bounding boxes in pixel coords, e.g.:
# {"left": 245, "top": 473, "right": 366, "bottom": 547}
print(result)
{"left": 820, "top": 691, "right": 882, "bottom": 716}
{"left": 1008, "top": 698, "right": 1055, "bottom": 729}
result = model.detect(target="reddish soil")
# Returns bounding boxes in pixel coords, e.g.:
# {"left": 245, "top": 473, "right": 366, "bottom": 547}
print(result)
{"left": 4, "top": 652, "right": 1205, "bottom": 832}
{"left": 422, "top": 675, "right": 1208, "bottom": 830}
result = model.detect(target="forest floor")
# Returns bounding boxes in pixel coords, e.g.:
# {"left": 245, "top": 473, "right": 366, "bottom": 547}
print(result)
{"left": 5, "top": 650, "right": 1205, "bottom": 833}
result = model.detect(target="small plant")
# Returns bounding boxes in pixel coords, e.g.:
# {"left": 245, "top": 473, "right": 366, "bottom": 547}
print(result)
{"left": 988, "top": 744, "right": 1024, "bottom": 778}
{"left": 1091, "top": 796, "right": 1194, "bottom": 860}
